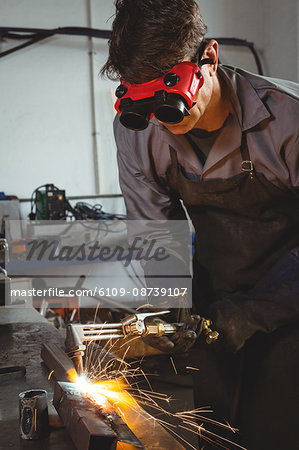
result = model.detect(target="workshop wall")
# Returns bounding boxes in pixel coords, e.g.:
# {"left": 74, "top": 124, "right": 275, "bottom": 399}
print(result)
{"left": 0, "top": 0, "right": 99, "bottom": 214}
{"left": 0, "top": 0, "right": 123, "bottom": 218}
{"left": 200, "top": 0, "right": 264, "bottom": 73}
{"left": 262, "top": 0, "right": 298, "bottom": 82}
{"left": 0, "top": 0, "right": 297, "bottom": 219}
{"left": 199, "top": 0, "right": 298, "bottom": 83}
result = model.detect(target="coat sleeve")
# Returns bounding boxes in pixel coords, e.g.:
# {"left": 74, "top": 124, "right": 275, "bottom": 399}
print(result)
{"left": 208, "top": 248, "right": 299, "bottom": 353}
{"left": 114, "top": 117, "right": 185, "bottom": 221}
{"left": 285, "top": 134, "right": 299, "bottom": 189}
{"left": 114, "top": 118, "right": 191, "bottom": 307}
{"left": 274, "top": 91, "right": 299, "bottom": 188}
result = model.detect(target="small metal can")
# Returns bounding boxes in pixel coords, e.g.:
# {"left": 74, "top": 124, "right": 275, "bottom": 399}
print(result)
{"left": 19, "top": 389, "right": 49, "bottom": 440}
{"left": 0, "top": 238, "right": 8, "bottom": 267}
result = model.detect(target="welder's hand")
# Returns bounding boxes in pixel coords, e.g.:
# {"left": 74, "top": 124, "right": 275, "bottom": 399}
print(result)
{"left": 142, "top": 312, "right": 202, "bottom": 354}
{"left": 208, "top": 299, "right": 261, "bottom": 353}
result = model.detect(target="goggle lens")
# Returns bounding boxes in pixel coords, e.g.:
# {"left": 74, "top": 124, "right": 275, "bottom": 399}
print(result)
{"left": 154, "top": 94, "right": 190, "bottom": 124}
{"left": 120, "top": 110, "right": 150, "bottom": 131}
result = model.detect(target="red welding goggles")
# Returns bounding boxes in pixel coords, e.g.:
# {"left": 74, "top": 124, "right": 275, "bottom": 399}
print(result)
{"left": 114, "top": 59, "right": 213, "bottom": 131}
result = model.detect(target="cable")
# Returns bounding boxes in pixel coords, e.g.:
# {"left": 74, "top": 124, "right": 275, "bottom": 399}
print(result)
{"left": 215, "top": 37, "right": 264, "bottom": 75}
{"left": 29, "top": 185, "right": 126, "bottom": 223}
{"left": 72, "top": 201, "right": 125, "bottom": 221}
{"left": 0, "top": 26, "right": 264, "bottom": 75}
{"left": 0, "top": 26, "right": 110, "bottom": 58}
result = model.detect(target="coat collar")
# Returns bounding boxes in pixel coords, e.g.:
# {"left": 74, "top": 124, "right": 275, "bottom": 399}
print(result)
{"left": 157, "top": 65, "right": 272, "bottom": 175}
{"left": 202, "top": 111, "right": 241, "bottom": 175}
{"left": 218, "top": 65, "right": 271, "bottom": 130}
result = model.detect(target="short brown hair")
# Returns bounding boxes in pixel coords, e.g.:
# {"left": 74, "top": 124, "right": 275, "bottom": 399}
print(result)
{"left": 101, "top": 0, "right": 208, "bottom": 83}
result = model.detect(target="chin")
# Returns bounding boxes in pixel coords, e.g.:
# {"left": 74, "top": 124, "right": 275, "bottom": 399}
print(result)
{"left": 164, "top": 123, "right": 193, "bottom": 135}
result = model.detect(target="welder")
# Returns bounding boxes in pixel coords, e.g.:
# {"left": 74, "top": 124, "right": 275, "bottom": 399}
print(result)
{"left": 101, "top": 1, "right": 299, "bottom": 448}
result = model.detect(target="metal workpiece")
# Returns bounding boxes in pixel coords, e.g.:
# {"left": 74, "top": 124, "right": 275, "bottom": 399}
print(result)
{"left": 54, "top": 382, "right": 117, "bottom": 450}
{"left": 53, "top": 381, "right": 144, "bottom": 450}
{"left": 53, "top": 380, "right": 187, "bottom": 450}
{"left": 41, "top": 343, "right": 78, "bottom": 382}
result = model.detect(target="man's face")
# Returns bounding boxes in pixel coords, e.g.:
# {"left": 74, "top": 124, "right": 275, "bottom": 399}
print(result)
{"left": 157, "top": 64, "right": 215, "bottom": 134}
{"left": 156, "top": 40, "right": 221, "bottom": 134}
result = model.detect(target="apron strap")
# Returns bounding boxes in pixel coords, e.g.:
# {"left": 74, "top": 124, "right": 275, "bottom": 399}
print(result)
{"left": 240, "top": 132, "right": 254, "bottom": 172}
{"left": 239, "top": 133, "right": 298, "bottom": 198}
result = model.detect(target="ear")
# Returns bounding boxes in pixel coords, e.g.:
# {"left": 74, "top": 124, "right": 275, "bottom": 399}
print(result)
{"left": 201, "top": 39, "right": 218, "bottom": 75}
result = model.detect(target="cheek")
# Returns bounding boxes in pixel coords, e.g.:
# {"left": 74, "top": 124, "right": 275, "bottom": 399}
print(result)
{"left": 196, "top": 76, "right": 213, "bottom": 110}
{"left": 188, "top": 104, "right": 201, "bottom": 122}
{"left": 194, "top": 88, "right": 208, "bottom": 113}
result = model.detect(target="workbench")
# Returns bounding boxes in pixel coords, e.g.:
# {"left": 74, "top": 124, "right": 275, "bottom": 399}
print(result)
{"left": 0, "top": 306, "right": 75, "bottom": 449}
{"left": 0, "top": 306, "right": 198, "bottom": 450}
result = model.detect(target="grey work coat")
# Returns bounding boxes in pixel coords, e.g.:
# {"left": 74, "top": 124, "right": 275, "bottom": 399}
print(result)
{"left": 115, "top": 65, "right": 299, "bottom": 221}
{"left": 114, "top": 64, "right": 299, "bottom": 347}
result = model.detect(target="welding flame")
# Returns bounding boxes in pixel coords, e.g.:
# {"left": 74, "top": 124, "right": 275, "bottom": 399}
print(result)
{"left": 92, "top": 379, "right": 136, "bottom": 408}
{"left": 74, "top": 375, "right": 136, "bottom": 413}
{"left": 66, "top": 368, "right": 79, "bottom": 384}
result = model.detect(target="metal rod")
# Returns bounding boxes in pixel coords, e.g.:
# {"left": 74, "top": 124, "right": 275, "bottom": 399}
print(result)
{"left": 81, "top": 323, "right": 123, "bottom": 329}
{"left": 83, "top": 334, "right": 123, "bottom": 341}
{"left": 83, "top": 329, "right": 123, "bottom": 335}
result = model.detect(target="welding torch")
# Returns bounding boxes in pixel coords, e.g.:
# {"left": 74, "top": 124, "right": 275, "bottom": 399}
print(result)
{"left": 65, "top": 311, "right": 219, "bottom": 374}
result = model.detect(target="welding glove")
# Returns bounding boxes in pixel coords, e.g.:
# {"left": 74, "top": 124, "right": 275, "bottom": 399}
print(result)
{"left": 142, "top": 309, "right": 202, "bottom": 354}
{"left": 207, "top": 299, "right": 261, "bottom": 353}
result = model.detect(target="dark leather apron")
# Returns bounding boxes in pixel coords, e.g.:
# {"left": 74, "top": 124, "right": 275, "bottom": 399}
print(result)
{"left": 166, "top": 134, "right": 299, "bottom": 301}
{"left": 166, "top": 134, "right": 299, "bottom": 449}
